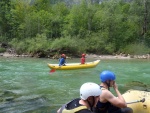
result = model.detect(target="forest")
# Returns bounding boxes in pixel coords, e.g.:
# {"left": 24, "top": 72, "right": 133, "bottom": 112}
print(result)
{"left": 0, "top": 0, "right": 150, "bottom": 58}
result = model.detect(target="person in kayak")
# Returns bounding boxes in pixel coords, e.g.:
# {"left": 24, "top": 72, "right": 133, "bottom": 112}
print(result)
{"left": 57, "top": 82, "right": 102, "bottom": 113}
{"left": 59, "top": 54, "right": 66, "bottom": 66}
{"left": 81, "top": 53, "right": 86, "bottom": 64}
{"left": 95, "top": 70, "right": 133, "bottom": 113}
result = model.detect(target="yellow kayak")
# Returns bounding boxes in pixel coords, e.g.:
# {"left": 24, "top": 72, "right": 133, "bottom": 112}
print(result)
{"left": 47, "top": 60, "right": 100, "bottom": 70}
{"left": 122, "top": 89, "right": 150, "bottom": 113}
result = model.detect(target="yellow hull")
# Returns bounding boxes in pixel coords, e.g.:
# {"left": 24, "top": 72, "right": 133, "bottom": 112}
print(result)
{"left": 122, "top": 89, "right": 150, "bottom": 113}
{"left": 47, "top": 60, "right": 100, "bottom": 70}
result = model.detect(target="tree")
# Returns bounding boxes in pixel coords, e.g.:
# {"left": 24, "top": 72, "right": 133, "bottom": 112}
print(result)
{"left": 0, "top": 0, "right": 11, "bottom": 40}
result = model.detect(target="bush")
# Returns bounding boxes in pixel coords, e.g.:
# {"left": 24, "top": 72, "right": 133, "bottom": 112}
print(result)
{"left": 123, "top": 43, "right": 150, "bottom": 55}
{"left": 9, "top": 33, "right": 51, "bottom": 54}
{"left": 0, "top": 48, "right": 6, "bottom": 53}
{"left": 85, "top": 32, "right": 115, "bottom": 54}
{"left": 50, "top": 36, "right": 87, "bottom": 54}
{"left": 26, "top": 33, "right": 51, "bottom": 53}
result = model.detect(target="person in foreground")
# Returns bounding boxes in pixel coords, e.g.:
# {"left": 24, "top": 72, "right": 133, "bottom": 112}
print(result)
{"left": 59, "top": 54, "right": 66, "bottom": 66}
{"left": 80, "top": 53, "right": 86, "bottom": 64}
{"left": 95, "top": 70, "right": 133, "bottom": 113}
{"left": 57, "top": 82, "right": 102, "bottom": 113}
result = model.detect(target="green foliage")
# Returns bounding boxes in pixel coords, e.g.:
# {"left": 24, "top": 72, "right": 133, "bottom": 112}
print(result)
{"left": 0, "top": 36, "right": 8, "bottom": 42}
{"left": 1, "top": 0, "right": 150, "bottom": 56}
{"left": 50, "top": 37, "right": 87, "bottom": 54}
{"left": 33, "top": 0, "right": 50, "bottom": 11}
{"left": 85, "top": 32, "right": 115, "bottom": 54}
{"left": 145, "top": 31, "right": 150, "bottom": 47}
{"left": 123, "top": 43, "right": 150, "bottom": 55}
{"left": 9, "top": 33, "right": 50, "bottom": 54}
{"left": 9, "top": 38, "right": 26, "bottom": 54}
{"left": 9, "top": 0, "right": 32, "bottom": 39}
{"left": 63, "top": 1, "right": 91, "bottom": 37}
{"left": 22, "top": 10, "right": 53, "bottom": 38}
{"left": 0, "top": 0, "right": 11, "bottom": 38}
{"left": 0, "top": 48, "right": 6, "bottom": 53}
{"left": 50, "top": 3, "right": 69, "bottom": 38}
{"left": 26, "top": 33, "right": 51, "bottom": 53}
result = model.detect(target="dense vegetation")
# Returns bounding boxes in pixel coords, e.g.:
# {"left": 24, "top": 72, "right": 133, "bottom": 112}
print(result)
{"left": 0, "top": 0, "right": 150, "bottom": 57}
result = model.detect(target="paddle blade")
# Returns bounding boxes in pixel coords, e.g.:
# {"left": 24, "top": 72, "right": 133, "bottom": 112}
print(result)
{"left": 50, "top": 69, "right": 55, "bottom": 74}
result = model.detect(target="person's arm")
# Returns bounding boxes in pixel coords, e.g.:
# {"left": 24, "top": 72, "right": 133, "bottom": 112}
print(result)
{"left": 57, "top": 104, "right": 66, "bottom": 113}
{"left": 57, "top": 108, "right": 61, "bottom": 113}
{"left": 105, "top": 83, "right": 127, "bottom": 108}
{"left": 113, "top": 82, "right": 127, "bottom": 107}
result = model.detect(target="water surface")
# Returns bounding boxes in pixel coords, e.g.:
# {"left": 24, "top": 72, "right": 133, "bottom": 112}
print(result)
{"left": 0, "top": 57, "right": 149, "bottom": 113}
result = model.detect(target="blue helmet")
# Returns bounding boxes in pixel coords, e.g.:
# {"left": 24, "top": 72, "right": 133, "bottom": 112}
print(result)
{"left": 100, "top": 70, "right": 116, "bottom": 82}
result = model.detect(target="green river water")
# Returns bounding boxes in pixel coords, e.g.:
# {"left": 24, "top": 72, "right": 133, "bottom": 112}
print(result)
{"left": 0, "top": 57, "right": 150, "bottom": 113}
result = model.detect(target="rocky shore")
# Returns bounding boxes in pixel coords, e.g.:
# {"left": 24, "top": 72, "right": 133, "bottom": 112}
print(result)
{"left": 0, "top": 52, "right": 149, "bottom": 59}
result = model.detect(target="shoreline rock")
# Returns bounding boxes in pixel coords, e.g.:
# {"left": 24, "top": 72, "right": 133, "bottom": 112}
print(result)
{"left": 85, "top": 54, "right": 150, "bottom": 59}
{"left": 85, "top": 54, "right": 131, "bottom": 59}
{"left": 0, "top": 52, "right": 32, "bottom": 58}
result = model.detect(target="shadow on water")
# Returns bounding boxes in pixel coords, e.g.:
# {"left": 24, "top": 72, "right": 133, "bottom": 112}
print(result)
{"left": 125, "top": 81, "right": 150, "bottom": 92}
{"left": 0, "top": 90, "right": 55, "bottom": 113}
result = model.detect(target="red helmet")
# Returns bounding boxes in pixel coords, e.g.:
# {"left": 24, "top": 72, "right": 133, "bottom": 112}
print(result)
{"left": 82, "top": 54, "right": 86, "bottom": 57}
{"left": 61, "top": 54, "right": 66, "bottom": 58}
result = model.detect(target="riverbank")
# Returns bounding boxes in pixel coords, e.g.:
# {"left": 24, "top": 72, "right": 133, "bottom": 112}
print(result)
{"left": 86, "top": 54, "right": 131, "bottom": 59}
{"left": 86, "top": 54, "right": 150, "bottom": 59}
{"left": 0, "top": 52, "right": 149, "bottom": 59}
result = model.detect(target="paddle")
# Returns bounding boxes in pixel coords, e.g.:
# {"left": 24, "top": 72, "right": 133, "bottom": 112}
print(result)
{"left": 50, "top": 69, "right": 56, "bottom": 73}
{"left": 126, "top": 98, "right": 145, "bottom": 104}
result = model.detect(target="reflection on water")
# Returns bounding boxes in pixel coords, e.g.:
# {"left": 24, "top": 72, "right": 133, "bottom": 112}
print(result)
{"left": 0, "top": 57, "right": 150, "bottom": 113}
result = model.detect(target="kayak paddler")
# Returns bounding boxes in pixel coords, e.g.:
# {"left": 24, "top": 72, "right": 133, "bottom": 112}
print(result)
{"left": 59, "top": 54, "right": 66, "bottom": 66}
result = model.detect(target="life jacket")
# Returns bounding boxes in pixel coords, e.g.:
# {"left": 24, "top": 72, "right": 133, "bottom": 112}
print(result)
{"left": 96, "top": 86, "right": 111, "bottom": 113}
{"left": 62, "top": 106, "right": 87, "bottom": 113}
{"left": 96, "top": 86, "right": 125, "bottom": 113}
{"left": 80, "top": 57, "right": 85, "bottom": 64}
{"left": 59, "top": 58, "right": 66, "bottom": 66}
{"left": 59, "top": 98, "right": 88, "bottom": 113}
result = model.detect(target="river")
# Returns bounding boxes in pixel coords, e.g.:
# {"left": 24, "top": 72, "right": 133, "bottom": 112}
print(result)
{"left": 0, "top": 57, "right": 150, "bottom": 113}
